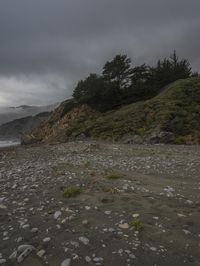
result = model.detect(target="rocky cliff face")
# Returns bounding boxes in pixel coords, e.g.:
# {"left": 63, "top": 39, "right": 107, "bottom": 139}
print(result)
{"left": 0, "top": 112, "right": 50, "bottom": 140}
{"left": 22, "top": 101, "right": 98, "bottom": 144}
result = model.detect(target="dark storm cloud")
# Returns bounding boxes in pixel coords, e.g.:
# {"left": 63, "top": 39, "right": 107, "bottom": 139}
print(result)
{"left": 0, "top": 0, "right": 199, "bottom": 106}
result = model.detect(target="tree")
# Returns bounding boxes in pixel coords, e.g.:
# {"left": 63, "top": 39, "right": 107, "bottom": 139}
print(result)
{"left": 73, "top": 73, "right": 104, "bottom": 105}
{"left": 102, "top": 54, "right": 133, "bottom": 89}
{"left": 72, "top": 73, "right": 121, "bottom": 111}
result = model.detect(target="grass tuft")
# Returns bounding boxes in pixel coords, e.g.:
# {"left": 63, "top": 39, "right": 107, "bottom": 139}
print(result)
{"left": 63, "top": 187, "right": 82, "bottom": 198}
{"left": 130, "top": 219, "right": 144, "bottom": 231}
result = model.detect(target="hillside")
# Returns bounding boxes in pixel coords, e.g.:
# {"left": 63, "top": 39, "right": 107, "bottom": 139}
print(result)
{"left": 0, "top": 103, "right": 58, "bottom": 126}
{"left": 22, "top": 78, "right": 200, "bottom": 145}
{"left": 0, "top": 112, "right": 50, "bottom": 140}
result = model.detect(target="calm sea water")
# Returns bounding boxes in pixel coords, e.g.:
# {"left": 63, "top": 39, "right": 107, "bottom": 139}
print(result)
{"left": 0, "top": 140, "right": 20, "bottom": 148}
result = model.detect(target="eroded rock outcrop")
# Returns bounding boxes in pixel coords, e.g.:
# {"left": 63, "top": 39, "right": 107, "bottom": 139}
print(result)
{"left": 22, "top": 101, "right": 97, "bottom": 144}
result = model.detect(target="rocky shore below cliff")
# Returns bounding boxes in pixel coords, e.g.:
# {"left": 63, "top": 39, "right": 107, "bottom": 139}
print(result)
{"left": 0, "top": 142, "right": 200, "bottom": 265}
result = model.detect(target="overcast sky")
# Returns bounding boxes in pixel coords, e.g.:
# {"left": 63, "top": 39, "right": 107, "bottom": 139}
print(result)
{"left": 0, "top": 0, "right": 199, "bottom": 107}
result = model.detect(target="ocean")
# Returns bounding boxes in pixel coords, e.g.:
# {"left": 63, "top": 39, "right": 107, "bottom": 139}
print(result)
{"left": 0, "top": 140, "right": 20, "bottom": 148}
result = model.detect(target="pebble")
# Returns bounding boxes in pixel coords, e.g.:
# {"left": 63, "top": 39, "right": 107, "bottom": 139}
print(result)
{"left": 37, "top": 249, "right": 46, "bottom": 257}
{"left": 9, "top": 251, "right": 18, "bottom": 260}
{"left": 118, "top": 223, "right": 129, "bottom": 229}
{"left": 85, "top": 256, "right": 92, "bottom": 262}
{"left": 31, "top": 227, "right": 38, "bottom": 233}
{"left": 0, "top": 259, "right": 6, "bottom": 265}
{"left": 43, "top": 237, "right": 51, "bottom": 243}
{"left": 54, "top": 211, "right": 62, "bottom": 219}
{"left": 17, "top": 246, "right": 34, "bottom": 263}
{"left": 61, "top": 258, "right": 71, "bottom": 266}
{"left": 79, "top": 236, "right": 89, "bottom": 245}
{"left": 104, "top": 211, "right": 111, "bottom": 215}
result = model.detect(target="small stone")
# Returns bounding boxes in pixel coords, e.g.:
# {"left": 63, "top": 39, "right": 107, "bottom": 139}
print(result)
{"left": 43, "top": 237, "right": 51, "bottom": 243}
{"left": 85, "top": 256, "right": 91, "bottom": 262}
{"left": 17, "top": 246, "right": 34, "bottom": 263}
{"left": 18, "top": 245, "right": 34, "bottom": 252}
{"left": 118, "top": 223, "right": 129, "bottom": 229}
{"left": 82, "top": 220, "right": 89, "bottom": 225}
{"left": 0, "top": 259, "right": 6, "bottom": 264}
{"left": 85, "top": 206, "right": 91, "bottom": 211}
{"left": 104, "top": 211, "right": 111, "bottom": 215}
{"left": 132, "top": 214, "right": 139, "bottom": 218}
{"left": 177, "top": 213, "right": 186, "bottom": 218}
{"left": 37, "top": 250, "right": 45, "bottom": 257}
{"left": 31, "top": 228, "right": 38, "bottom": 233}
{"left": 16, "top": 237, "right": 23, "bottom": 243}
{"left": 183, "top": 229, "right": 191, "bottom": 235}
{"left": 153, "top": 216, "right": 159, "bottom": 220}
{"left": 0, "top": 204, "right": 7, "bottom": 209}
{"left": 79, "top": 236, "right": 89, "bottom": 245}
{"left": 9, "top": 251, "right": 17, "bottom": 260}
{"left": 150, "top": 247, "right": 157, "bottom": 252}
{"left": 22, "top": 224, "right": 30, "bottom": 229}
{"left": 61, "top": 258, "right": 71, "bottom": 266}
{"left": 54, "top": 211, "right": 62, "bottom": 220}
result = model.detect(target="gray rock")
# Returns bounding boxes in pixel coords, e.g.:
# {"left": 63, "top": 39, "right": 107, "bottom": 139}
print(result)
{"left": 0, "top": 259, "right": 6, "bottom": 265}
{"left": 54, "top": 210, "right": 62, "bottom": 219}
{"left": 17, "top": 246, "right": 34, "bottom": 263}
{"left": 61, "top": 258, "right": 71, "bottom": 266}
{"left": 79, "top": 236, "right": 89, "bottom": 245}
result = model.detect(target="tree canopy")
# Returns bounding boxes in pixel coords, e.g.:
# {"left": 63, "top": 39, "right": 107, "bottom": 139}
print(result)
{"left": 72, "top": 51, "right": 195, "bottom": 111}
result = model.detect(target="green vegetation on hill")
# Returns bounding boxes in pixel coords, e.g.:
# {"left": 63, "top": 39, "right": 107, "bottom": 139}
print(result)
{"left": 67, "top": 78, "right": 200, "bottom": 144}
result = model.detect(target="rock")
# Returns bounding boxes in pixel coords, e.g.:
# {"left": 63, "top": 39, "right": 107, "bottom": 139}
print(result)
{"left": 43, "top": 237, "right": 51, "bottom": 243}
{"left": 85, "top": 256, "right": 91, "bottom": 262}
{"left": 9, "top": 251, "right": 18, "bottom": 260}
{"left": 18, "top": 244, "right": 35, "bottom": 252}
{"left": 183, "top": 229, "right": 191, "bottom": 235}
{"left": 17, "top": 246, "right": 34, "bottom": 263}
{"left": 37, "top": 249, "right": 45, "bottom": 257}
{"left": 118, "top": 223, "right": 129, "bottom": 229}
{"left": 177, "top": 213, "right": 186, "bottom": 218}
{"left": 104, "top": 211, "right": 111, "bottom": 215}
{"left": 0, "top": 204, "right": 7, "bottom": 209}
{"left": 54, "top": 211, "right": 62, "bottom": 219}
{"left": 0, "top": 259, "right": 6, "bottom": 265}
{"left": 31, "top": 227, "right": 38, "bottom": 233}
{"left": 79, "top": 236, "right": 89, "bottom": 245}
{"left": 132, "top": 214, "right": 139, "bottom": 218}
{"left": 61, "top": 258, "right": 71, "bottom": 266}
{"left": 150, "top": 247, "right": 157, "bottom": 252}
{"left": 82, "top": 220, "right": 89, "bottom": 225}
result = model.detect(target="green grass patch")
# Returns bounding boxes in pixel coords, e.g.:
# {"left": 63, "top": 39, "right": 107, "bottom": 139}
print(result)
{"left": 130, "top": 219, "right": 144, "bottom": 231}
{"left": 63, "top": 187, "right": 82, "bottom": 198}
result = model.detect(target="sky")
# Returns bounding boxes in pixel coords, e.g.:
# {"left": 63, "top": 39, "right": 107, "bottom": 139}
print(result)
{"left": 0, "top": 0, "right": 199, "bottom": 107}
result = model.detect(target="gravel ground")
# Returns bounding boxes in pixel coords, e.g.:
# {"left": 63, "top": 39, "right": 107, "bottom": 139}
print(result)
{"left": 0, "top": 141, "right": 200, "bottom": 266}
